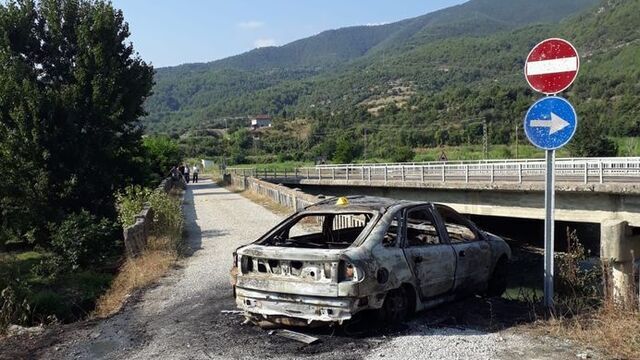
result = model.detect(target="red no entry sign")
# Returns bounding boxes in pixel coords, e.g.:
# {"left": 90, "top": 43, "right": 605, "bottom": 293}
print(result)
{"left": 525, "top": 38, "right": 579, "bottom": 95}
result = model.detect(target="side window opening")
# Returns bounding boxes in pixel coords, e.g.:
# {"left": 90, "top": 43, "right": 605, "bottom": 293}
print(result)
{"left": 436, "top": 205, "right": 478, "bottom": 243}
{"left": 406, "top": 208, "right": 441, "bottom": 246}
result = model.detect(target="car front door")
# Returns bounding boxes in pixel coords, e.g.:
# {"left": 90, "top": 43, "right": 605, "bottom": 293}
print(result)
{"left": 402, "top": 206, "right": 456, "bottom": 299}
{"left": 434, "top": 205, "right": 491, "bottom": 294}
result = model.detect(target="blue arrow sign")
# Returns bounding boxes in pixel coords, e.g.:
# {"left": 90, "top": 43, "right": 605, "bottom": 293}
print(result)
{"left": 524, "top": 96, "right": 577, "bottom": 150}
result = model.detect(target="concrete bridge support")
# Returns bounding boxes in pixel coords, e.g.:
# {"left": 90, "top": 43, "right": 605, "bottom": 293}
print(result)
{"left": 601, "top": 220, "right": 640, "bottom": 306}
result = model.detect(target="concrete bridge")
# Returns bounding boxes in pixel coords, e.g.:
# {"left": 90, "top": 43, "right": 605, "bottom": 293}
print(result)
{"left": 229, "top": 157, "right": 640, "bottom": 302}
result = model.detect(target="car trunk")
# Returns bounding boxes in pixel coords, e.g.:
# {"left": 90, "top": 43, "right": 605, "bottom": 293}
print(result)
{"left": 236, "top": 245, "right": 344, "bottom": 297}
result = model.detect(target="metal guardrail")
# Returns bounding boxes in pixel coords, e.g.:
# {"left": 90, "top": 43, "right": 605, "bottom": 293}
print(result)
{"left": 315, "top": 157, "right": 640, "bottom": 168}
{"left": 228, "top": 157, "right": 640, "bottom": 185}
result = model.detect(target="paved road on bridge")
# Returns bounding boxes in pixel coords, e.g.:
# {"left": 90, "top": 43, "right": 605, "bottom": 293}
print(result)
{"left": 23, "top": 180, "right": 598, "bottom": 360}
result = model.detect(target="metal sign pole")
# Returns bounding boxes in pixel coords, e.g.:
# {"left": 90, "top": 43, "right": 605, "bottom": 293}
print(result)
{"left": 544, "top": 148, "right": 555, "bottom": 308}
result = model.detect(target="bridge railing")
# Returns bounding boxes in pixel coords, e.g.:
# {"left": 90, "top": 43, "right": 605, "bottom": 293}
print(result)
{"left": 228, "top": 157, "right": 640, "bottom": 185}
{"left": 314, "top": 157, "right": 640, "bottom": 169}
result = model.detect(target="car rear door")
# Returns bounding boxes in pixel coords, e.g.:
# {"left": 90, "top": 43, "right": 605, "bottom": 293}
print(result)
{"left": 434, "top": 205, "right": 491, "bottom": 294}
{"left": 402, "top": 206, "right": 456, "bottom": 299}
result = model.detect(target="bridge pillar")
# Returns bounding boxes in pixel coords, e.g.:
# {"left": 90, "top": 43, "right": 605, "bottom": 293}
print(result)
{"left": 600, "top": 219, "right": 640, "bottom": 306}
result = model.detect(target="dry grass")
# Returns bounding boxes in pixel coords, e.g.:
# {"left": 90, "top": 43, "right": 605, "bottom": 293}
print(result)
{"left": 224, "top": 182, "right": 294, "bottom": 216}
{"left": 523, "top": 230, "right": 640, "bottom": 359}
{"left": 536, "top": 303, "right": 640, "bottom": 359}
{"left": 238, "top": 190, "right": 294, "bottom": 216}
{"left": 93, "top": 236, "right": 178, "bottom": 318}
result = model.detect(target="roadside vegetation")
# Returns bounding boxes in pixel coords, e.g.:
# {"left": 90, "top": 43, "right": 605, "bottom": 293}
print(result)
{"left": 525, "top": 230, "right": 639, "bottom": 359}
{"left": 94, "top": 186, "right": 184, "bottom": 317}
{"left": 0, "top": 0, "right": 184, "bottom": 332}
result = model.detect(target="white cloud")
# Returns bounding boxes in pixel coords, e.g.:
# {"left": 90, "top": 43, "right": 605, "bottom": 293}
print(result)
{"left": 363, "top": 22, "right": 389, "bottom": 27}
{"left": 254, "top": 38, "right": 276, "bottom": 48}
{"left": 237, "top": 21, "right": 264, "bottom": 29}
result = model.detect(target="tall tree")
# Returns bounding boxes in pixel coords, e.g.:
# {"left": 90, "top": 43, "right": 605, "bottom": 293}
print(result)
{"left": 0, "top": 0, "right": 153, "bottom": 244}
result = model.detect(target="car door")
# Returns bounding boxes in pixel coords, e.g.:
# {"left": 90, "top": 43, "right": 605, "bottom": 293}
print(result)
{"left": 402, "top": 206, "right": 456, "bottom": 299}
{"left": 434, "top": 205, "right": 491, "bottom": 294}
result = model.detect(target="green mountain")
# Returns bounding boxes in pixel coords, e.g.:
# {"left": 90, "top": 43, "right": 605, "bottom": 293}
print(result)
{"left": 144, "top": 0, "right": 601, "bottom": 133}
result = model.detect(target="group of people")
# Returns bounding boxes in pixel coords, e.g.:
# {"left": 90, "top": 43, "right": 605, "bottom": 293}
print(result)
{"left": 170, "top": 163, "right": 200, "bottom": 183}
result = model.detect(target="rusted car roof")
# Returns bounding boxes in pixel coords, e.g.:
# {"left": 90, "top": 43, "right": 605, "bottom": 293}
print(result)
{"left": 304, "top": 195, "right": 418, "bottom": 212}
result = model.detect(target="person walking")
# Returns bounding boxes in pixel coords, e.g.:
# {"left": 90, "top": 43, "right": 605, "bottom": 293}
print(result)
{"left": 184, "top": 163, "right": 190, "bottom": 183}
{"left": 192, "top": 165, "right": 199, "bottom": 183}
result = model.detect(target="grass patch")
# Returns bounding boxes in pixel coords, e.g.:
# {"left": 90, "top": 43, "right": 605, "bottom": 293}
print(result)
{"left": 413, "top": 143, "right": 572, "bottom": 162}
{"left": 0, "top": 251, "right": 114, "bottom": 328}
{"left": 517, "top": 230, "right": 640, "bottom": 359}
{"left": 231, "top": 161, "right": 313, "bottom": 171}
{"left": 239, "top": 190, "right": 295, "bottom": 216}
{"left": 93, "top": 237, "right": 177, "bottom": 318}
{"left": 224, "top": 181, "right": 294, "bottom": 216}
{"left": 94, "top": 188, "right": 184, "bottom": 318}
{"left": 540, "top": 304, "right": 640, "bottom": 359}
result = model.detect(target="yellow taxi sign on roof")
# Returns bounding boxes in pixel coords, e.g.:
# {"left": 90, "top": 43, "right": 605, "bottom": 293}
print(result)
{"left": 335, "top": 197, "right": 349, "bottom": 206}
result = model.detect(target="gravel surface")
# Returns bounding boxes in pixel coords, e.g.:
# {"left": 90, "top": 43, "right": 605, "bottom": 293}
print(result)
{"left": 365, "top": 320, "right": 595, "bottom": 360}
{"left": 2, "top": 180, "right": 601, "bottom": 360}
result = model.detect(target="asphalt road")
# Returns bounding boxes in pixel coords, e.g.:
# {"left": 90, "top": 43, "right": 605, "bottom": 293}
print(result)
{"left": 7, "top": 180, "right": 600, "bottom": 360}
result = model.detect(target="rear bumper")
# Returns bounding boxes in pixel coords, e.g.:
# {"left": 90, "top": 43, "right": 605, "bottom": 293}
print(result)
{"left": 235, "top": 287, "right": 359, "bottom": 324}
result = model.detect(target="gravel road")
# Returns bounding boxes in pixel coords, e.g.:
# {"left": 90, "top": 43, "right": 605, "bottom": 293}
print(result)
{"left": 4, "top": 180, "right": 599, "bottom": 360}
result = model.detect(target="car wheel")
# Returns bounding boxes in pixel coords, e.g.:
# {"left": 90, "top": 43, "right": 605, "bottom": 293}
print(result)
{"left": 487, "top": 256, "right": 508, "bottom": 297}
{"left": 381, "top": 287, "right": 409, "bottom": 324}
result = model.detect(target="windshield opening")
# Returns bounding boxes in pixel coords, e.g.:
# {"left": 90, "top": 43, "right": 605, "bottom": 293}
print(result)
{"left": 263, "top": 212, "right": 374, "bottom": 249}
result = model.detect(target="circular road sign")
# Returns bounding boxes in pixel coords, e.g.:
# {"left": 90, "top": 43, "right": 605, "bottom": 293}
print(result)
{"left": 525, "top": 38, "right": 579, "bottom": 95}
{"left": 524, "top": 96, "right": 577, "bottom": 150}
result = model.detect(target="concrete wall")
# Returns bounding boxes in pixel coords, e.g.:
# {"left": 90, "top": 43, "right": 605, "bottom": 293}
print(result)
{"left": 226, "top": 174, "right": 320, "bottom": 212}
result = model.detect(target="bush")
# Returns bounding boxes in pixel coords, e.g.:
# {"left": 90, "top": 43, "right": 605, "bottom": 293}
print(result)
{"left": 0, "top": 281, "right": 32, "bottom": 330}
{"left": 49, "top": 211, "right": 119, "bottom": 271}
{"left": 115, "top": 185, "right": 153, "bottom": 227}
{"left": 555, "top": 228, "right": 602, "bottom": 313}
{"left": 116, "top": 185, "right": 183, "bottom": 249}
{"left": 147, "top": 190, "right": 183, "bottom": 245}
{"left": 389, "top": 145, "right": 415, "bottom": 162}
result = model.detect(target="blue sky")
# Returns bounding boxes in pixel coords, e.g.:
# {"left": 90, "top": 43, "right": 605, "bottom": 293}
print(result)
{"left": 111, "top": 0, "right": 467, "bottom": 68}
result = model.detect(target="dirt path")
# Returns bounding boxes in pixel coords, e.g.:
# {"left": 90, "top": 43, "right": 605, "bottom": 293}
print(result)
{"left": 1, "top": 180, "right": 600, "bottom": 359}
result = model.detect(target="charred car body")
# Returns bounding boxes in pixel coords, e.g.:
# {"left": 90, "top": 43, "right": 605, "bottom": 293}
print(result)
{"left": 230, "top": 196, "right": 511, "bottom": 327}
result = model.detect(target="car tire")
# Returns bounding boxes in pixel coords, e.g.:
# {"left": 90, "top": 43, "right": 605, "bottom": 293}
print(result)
{"left": 487, "top": 256, "right": 508, "bottom": 297}
{"left": 381, "top": 287, "right": 409, "bottom": 324}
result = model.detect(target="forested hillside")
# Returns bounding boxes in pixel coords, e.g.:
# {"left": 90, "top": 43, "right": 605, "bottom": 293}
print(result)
{"left": 145, "top": 0, "right": 598, "bottom": 133}
{"left": 143, "top": 0, "right": 640, "bottom": 163}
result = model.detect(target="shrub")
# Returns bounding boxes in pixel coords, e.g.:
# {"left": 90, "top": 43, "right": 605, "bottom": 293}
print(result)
{"left": 554, "top": 228, "right": 602, "bottom": 313}
{"left": 115, "top": 186, "right": 153, "bottom": 227}
{"left": 147, "top": 190, "right": 184, "bottom": 246}
{"left": 29, "top": 290, "right": 67, "bottom": 323}
{"left": 0, "top": 280, "right": 32, "bottom": 330}
{"left": 49, "top": 211, "right": 119, "bottom": 271}
{"left": 116, "top": 185, "right": 183, "bottom": 249}
{"left": 389, "top": 145, "right": 415, "bottom": 162}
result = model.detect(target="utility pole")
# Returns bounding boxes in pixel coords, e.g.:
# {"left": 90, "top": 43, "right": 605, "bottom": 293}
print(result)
{"left": 515, "top": 122, "right": 519, "bottom": 159}
{"left": 363, "top": 128, "right": 368, "bottom": 159}
{"left": 483, "top": 118, "right": 488, "bottom": 159}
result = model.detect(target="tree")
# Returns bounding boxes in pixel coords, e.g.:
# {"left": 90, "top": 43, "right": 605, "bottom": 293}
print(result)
{"left": 143, "top": 136, "right": 184, "bottom": 184}
{"left": 568, "top": 119, "right": 618, "bottom": 157}
{"left": 333, "top": 137, "right": 357, "bottom": 164}
{"left": 0, "top": 0, "right": 154, "bottom": 245}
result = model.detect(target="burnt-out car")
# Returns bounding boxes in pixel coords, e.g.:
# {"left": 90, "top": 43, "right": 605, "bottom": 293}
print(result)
{"left": 230, "top": 196, "right": 511, "bottom": 327}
